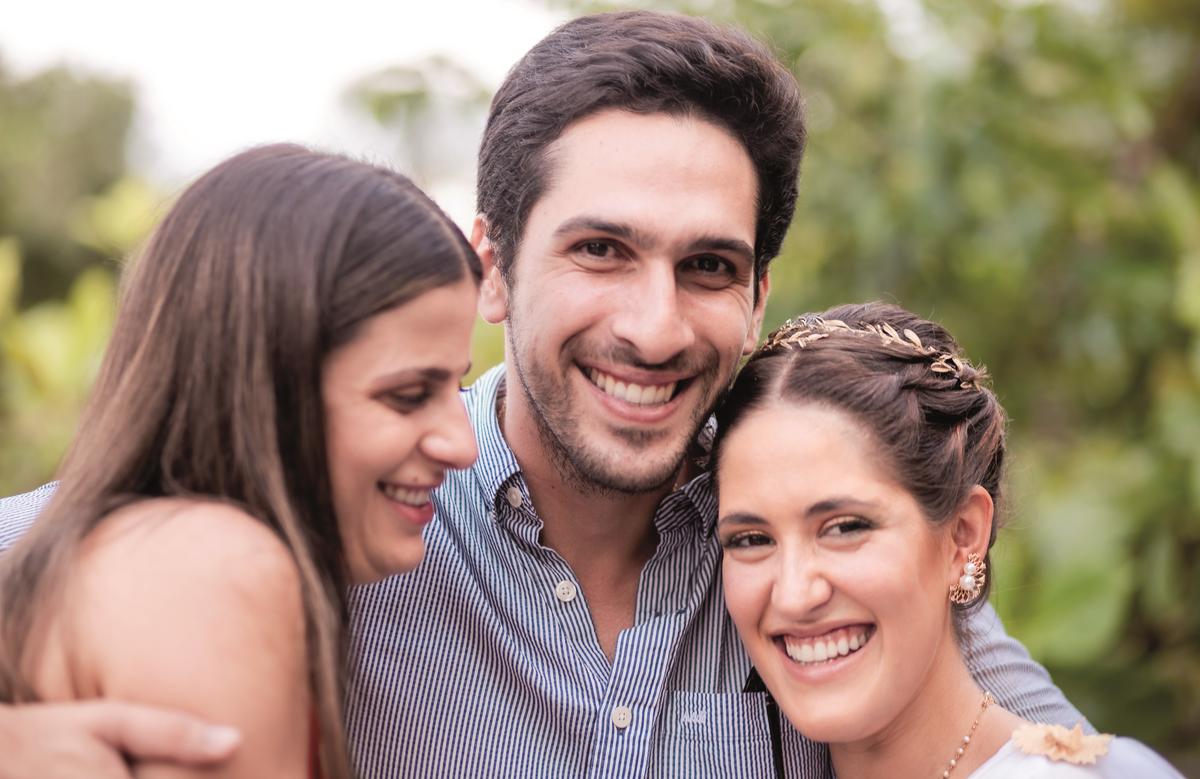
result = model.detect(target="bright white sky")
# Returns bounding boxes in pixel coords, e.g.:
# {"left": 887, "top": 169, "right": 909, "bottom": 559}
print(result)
{"left": 1, "top": 0, "right": 565, "bottom": 224}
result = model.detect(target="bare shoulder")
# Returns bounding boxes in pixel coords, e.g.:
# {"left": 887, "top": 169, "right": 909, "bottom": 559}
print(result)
{"left": 48, "top": 498, "right": 311, "bottom": 777}
{"left": 83, "top": 497, "right": 300, "bottom": 592}
{"left": 70, "top": 497, "right": 306, "bottom": 685}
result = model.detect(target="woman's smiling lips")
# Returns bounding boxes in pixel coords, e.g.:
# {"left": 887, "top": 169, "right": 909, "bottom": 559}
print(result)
{"left": 769, "top": 623, "right": 877, "bottom": 682}
{"left": 779, "top": 624, "right": 875, "bottom": 663}
{"left": 379, "top": 481, "right": 438, "bottom": 526}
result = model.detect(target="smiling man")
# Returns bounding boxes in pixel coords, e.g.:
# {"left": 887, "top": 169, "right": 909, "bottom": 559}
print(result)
{"left": 342, "top": 11, "right": 1086, "bottom": 778}
{"left": 496, "top": 111, "right": 761, "bottom": 500}
{"left": 0, "top": 10, "right": 1085, "bottom": 779}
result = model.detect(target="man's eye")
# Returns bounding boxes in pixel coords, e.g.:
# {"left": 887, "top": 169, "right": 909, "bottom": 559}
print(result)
{"left": 581, "top": 241, "right": 612, "bottom": 258}
{"left": 721, "top": 531, "right": 772, "bottom": 549}
{"left": 683, "top": 255, "right": 741, "bottom": 289}
{"left": 692, "top": 255, "right": 729, "bottom": 274}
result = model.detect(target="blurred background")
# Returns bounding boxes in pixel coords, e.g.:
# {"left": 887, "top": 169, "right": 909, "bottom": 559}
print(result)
{"left": 1, "top": 0, "right": 1196, "bottom": 770}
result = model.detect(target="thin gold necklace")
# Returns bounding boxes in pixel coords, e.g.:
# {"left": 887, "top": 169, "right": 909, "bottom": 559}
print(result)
{"left": 940, "top": 691, "right": 996, "bottom": 778}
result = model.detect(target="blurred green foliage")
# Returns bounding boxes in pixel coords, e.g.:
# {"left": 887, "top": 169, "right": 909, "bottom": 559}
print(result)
{"left": 0, "top": 60, "right": 154, "bottom": 495}
{"left": 2, "top": 0, "right": 1198, "bottom": 768}
{"left": 0, "top": 60, "right": 137, "bottom": 305}
{"left": 555, "top": 0, "right": 1200, "bottom": 766}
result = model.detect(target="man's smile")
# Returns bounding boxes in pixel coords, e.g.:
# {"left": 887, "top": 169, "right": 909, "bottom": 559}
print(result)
{"left": 583, "top": 366, "right": 684, "bottom": 406}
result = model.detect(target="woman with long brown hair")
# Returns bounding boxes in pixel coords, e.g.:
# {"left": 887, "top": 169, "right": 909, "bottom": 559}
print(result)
{"left": 0, "top": 144, "right": 482, "bottom": 778}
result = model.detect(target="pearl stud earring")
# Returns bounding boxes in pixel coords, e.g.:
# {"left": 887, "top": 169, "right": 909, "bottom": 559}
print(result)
{"left": 949, "top": 553, "right": 987, "bottom": 605}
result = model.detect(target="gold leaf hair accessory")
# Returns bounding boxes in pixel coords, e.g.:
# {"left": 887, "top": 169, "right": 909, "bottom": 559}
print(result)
{"left": 1011, "top": 723, "right": 1114, "bottom": 765}
{"left": 759, "top": 315, "right": 988, "bottom": 391}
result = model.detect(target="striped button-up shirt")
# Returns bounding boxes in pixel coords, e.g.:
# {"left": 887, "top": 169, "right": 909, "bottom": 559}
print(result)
{"left": 1, "top": 364, "right": 1086, "bottom": 777}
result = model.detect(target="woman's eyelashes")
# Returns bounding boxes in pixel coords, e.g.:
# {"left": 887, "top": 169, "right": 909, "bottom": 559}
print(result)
{"left": 383, "top": 385, "right": 433, "bottom": 412}
{"left": 719, "top": 516, "right": 876, "bottom": 550}
{"left": 720, "top": 530, "right": 773, "bottom": 550}
{"left": 821, "top": 516, "right": 875, "bottom": 537}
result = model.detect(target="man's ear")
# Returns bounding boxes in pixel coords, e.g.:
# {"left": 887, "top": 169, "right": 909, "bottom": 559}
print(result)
{"left": 472, "top": 215, "right": 508, "bottom": 324}
{"left": 743, "top": 271, "right": 771, "bottom": 355}
{"left": 945, "top": 486, "right": 995, "bottom": 584}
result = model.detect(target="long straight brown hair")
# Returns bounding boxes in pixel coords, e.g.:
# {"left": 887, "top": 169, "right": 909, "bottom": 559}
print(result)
{"left": 0, "top": 144, "right": 481, "bottom": 777}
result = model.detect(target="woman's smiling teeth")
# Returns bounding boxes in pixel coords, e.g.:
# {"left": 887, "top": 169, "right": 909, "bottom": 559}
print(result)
{"left": 586, "top": 367, "right": 677, "bottom": 406}
{"left": 381, "top": 483, "right": 431, "bottom": 507}
{"left": 781, "top": 626, "right": 874, "bottom": 665}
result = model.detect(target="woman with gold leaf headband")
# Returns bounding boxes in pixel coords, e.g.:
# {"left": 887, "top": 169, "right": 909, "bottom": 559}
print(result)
{"left": 713, "top": 301, "right": 1181, "bottom": 777}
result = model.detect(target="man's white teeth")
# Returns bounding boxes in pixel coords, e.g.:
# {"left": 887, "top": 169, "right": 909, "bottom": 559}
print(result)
{"left": 587, "top": 368, "right": 676, "bottom": 406}
{"left": 381, "top": 484, "right": 430, "bottom": 507}
{"left": 783, "top": 627, "right": 872, "bottom": 666}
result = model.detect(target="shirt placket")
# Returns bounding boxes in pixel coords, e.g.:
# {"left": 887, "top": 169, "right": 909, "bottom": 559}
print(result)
{"left": 496, "top": 474, "right": 709, "bottom": 779}
{"left": 585, "top": 511, "right": 701, "bottom": 779}
{"left": 500, "top": 479, "right": 614, "bottom": 679}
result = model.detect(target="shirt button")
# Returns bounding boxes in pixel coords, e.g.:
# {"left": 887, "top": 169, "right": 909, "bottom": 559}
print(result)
{"left": 611, "top": 706, "right": 632, "bottom": 730}
{"left": 554, "top": 580, "right": 577, "bottom": 603}
{"left": 506, "top": 486, "right": 522, "bottom": 508}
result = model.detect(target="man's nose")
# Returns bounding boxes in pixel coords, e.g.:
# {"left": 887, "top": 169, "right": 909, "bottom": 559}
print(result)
{"left": 609, "top": 262, "right": 696, "bottom": 365}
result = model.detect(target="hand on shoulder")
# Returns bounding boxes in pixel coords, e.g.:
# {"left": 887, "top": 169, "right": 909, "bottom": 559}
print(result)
{"left": 0, "top": 699, "right": 239, "bottom": 779}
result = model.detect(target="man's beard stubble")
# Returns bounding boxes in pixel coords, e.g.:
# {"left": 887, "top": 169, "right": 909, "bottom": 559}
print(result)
{"left": 506, "top": 317, "right": 718, "bottom": 497}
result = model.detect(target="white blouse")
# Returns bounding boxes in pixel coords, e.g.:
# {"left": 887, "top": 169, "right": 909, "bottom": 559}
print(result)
{"left": 969, "top": 737, "right": 1184, "bottom": 778}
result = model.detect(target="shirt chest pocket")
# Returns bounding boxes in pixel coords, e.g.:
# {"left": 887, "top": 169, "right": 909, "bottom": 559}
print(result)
{"left": 651, "top": 691, "right": 778, "bottom": 778}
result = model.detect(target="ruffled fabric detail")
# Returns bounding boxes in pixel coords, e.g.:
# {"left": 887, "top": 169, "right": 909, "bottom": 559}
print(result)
{"left": 1012, "top": 723, "right": 1114, "bottom": 765}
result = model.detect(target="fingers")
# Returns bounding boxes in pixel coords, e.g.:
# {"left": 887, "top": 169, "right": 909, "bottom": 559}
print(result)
{"left": 80, "top": 700, "right": 241, "bottom": 764}
{"left": 0, "top": 699, "right": 239, "bottom": 779}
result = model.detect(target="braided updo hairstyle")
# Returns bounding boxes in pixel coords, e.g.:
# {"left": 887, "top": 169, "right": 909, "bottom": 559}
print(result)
{"left": 713, "top": 301, "right": 1007, "bottom": 617}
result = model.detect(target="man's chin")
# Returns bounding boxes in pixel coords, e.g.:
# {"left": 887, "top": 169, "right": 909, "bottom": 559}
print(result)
{"left": 590, "top": 466, "right": 679, "bottom": 495}
{"left": 560, "top": 437, "right": 689, "bottom": 495}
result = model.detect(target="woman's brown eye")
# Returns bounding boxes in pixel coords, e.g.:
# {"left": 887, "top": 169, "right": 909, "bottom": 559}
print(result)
{"left": 826, "top": 518, "right": 873, "bottom": 536}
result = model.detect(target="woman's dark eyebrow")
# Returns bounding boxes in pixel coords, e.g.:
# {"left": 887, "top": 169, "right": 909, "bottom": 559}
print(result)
{"left": 716, "top": 511, "right": 767, "bottom": 529}
{"left": 805, "top": 497, "right": 881, "bottom": 518}
{"left": 372, "top": 366, "right": 459, "bottom": 388}
{"left": 718, "top": 499, "right": 882, "bottom": 531}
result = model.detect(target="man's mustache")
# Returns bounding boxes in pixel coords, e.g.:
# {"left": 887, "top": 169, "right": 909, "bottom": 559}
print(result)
{"left": 572, "top": 343, "right": 713, "bottom": 377}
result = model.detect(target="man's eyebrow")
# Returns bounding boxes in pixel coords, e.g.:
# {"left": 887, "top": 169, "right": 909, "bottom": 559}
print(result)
{"left": 716, "top": 511, "right": 768, "bottom": 529}
{"left": 553, "top": 216, "right": 650, "bottom": 247}
{"left": 685, "top": 236, "right": 755, "bottom": 264}
{"left": 554, "top": 217, "right": 754, "bottom": 262}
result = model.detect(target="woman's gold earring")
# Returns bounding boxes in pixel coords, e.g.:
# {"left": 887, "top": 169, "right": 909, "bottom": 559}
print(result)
{"left": 949, "top": 553, "right": 986, "bottom": 605}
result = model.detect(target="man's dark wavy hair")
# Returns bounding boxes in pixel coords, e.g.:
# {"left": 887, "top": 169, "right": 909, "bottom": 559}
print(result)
{"left": 476, "top": 10, "right": 806, "bottom": 285}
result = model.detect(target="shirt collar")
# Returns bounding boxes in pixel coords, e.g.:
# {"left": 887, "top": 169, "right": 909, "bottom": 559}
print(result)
{"left": 462, "top": 364, "right": 524, "bottom": 516}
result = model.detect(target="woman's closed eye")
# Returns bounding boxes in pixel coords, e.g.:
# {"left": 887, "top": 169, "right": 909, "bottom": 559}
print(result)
{"left": 385, "top": 387, "right": 433, "bottom": 412}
